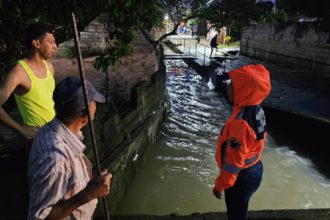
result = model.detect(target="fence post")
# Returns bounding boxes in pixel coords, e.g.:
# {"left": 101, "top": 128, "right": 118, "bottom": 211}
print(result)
{"left": 188, "top": 38, "right": 191, "bottom": 55}
{"left": 183, "top": 39, "right": 186, "bottom": 52}
{"left": 203, "top": 45, "right": 206, "bottom": 65}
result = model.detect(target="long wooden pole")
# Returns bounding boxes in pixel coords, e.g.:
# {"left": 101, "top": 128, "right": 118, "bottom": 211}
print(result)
{"left": 71, "top": 12, "right": 111, "bottom": 220}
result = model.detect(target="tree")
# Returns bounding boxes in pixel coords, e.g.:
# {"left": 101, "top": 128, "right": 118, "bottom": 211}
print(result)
{"left": 0, "top": 0, "right": 164, "bottom": 75}
{"left": 156, "top": 0, "right": 285, "bottom": 42}
{"left": 278, "top": 0, "right": 330, "bottom": 20}
{"left": 0, "top": 0, "right": 302, "bottom": 77}
{"left": 94, "top": 0, "right": 164, "bottom": 71}
{"left": 201, "top": 0, "right": 284, "bottom": 39}
{"left": 0, "top": 0, "right": 101, "bottom": 75}
{"left": 277, "top": 0, "right": 330, "bottom": 42}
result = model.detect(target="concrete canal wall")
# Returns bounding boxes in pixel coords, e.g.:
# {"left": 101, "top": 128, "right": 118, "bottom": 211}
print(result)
{"left": 56, "top": 15, "right": 168, "bottom": 215}
{"left": 57, "top": 14, "right": 107, "bottom": 53}
{"left": 241, "top": 24, "right": 330, "bottom": 74}
{"left": 83, "top": 61, "right": 168, "bottom": 215}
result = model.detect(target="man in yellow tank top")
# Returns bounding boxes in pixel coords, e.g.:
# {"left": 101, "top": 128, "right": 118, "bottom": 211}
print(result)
{"left": 0, "top": 23, "right": 57, "bottom": 140}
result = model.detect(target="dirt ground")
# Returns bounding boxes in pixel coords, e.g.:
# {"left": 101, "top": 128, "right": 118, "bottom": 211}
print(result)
{"left": 51, "top": 52, "right": 159, "bottom": 102}
{"left": 263, "top": 60, "right": 330, "bottom": 98}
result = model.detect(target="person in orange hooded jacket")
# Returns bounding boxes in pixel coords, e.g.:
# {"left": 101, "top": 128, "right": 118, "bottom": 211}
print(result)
{"left": 213, "top": 64, "right": 271, "bottom": 220}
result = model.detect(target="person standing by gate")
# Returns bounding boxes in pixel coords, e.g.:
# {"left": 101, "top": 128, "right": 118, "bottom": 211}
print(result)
{"left": 213, "top": 64, "right": 271, "bottom": 220}
{"left": 210, "top": 32, "right": 219, "bottom": 57}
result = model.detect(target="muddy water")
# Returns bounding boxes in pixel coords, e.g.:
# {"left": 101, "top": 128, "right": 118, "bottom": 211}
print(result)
{"left": 116, "top": 60, "right": 330, "bottom": 215}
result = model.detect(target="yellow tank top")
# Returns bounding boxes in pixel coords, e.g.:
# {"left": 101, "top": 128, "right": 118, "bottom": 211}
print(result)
{"left": 14, "top": 60, "right": 55, "bottom": 127}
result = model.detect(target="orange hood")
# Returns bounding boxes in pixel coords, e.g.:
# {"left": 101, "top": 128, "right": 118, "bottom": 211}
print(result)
{"left": 228, "top": 64, "right": 271, "bottom": 107}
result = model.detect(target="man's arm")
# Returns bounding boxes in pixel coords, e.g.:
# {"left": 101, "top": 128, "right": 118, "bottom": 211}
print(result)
{"left": 0, "top": 65, "right": 38, "bottom": 138}
{"left": 29, "top": 147, "right": 112, "bottom": 220}
{"left": 46, "top": 173, "right": 112, "bottom": 220}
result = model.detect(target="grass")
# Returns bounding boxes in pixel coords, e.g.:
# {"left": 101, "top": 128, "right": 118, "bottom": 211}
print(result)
{"left": 217, "top": 41, "right": 240, "bottom": 49}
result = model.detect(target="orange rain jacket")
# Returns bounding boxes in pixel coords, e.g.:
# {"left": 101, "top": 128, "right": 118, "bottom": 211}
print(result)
{"left": 215, "top": 64, "right": 271, "bottom": 192}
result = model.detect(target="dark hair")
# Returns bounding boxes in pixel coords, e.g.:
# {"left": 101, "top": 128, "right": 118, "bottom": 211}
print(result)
{"left": 23, "top": 23, "right": 54, "bottom": 52}
{"left": 55, "top": 99, "right": 86, "bottom": 124}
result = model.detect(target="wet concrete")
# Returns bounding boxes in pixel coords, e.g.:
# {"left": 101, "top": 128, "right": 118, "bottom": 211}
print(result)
{"left": 95, "top": 209, "right": 330, "bottom": 220}
{"left": 264, "top": 77, "right": 330, "bottom": 123}
{"left": 217, "top": 55, "right": 330, "bottom": 123}
{"left": 160, "top": 42, "right": 330, "bottom": 220}
{"left": 166, "top": 38, "right": 330, "bottom": 124}
{"left": 164, "top": 39, "right": 330, "bottom": 178}
{"left": 169, "top": 43, "right": 330, "bottom": 179}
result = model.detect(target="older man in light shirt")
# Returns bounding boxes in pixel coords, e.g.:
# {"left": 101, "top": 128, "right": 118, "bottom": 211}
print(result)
{"left": 28, "top": 76, "right": 111, "bottom": 220}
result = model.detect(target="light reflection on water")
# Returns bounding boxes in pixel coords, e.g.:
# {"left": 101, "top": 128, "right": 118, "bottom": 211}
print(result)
{"left": 116, "top": 60, "right": 330, "bottom": 215}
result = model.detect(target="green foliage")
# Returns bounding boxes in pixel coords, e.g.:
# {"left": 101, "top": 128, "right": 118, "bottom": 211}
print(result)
{"left": 201, "top": 0, "right": 255, "bottom": 28}
{"left": 278, "top": 0, "right": 330, "bottom": 20}
{"left": 276, "top": 0, "right": 330, "bottom": 43}
{"left": 91, "top": 0, "right": 164, "bottom": 72}
{"left": 0, "top": 0, "right": 99, "bottom": 75}
{"left": 216, "top": 40, "right": 240, "bottom": 49}
{"left": 258, "top": 8, "right": 288, "bottom": 24}
{"left": 61, "top": 45, "right": 99, "bottom": 59}
{"left": 0, "top": 0, "right": 164, "bottom": 76}
{"left": 225, "top": 35, "right": 231, "bottom": 44}
{"left": 94, "top": 43, "right": 134, "bottom": 72}
{"left": 178, "top": 0, "right": 287, "bottom": 40}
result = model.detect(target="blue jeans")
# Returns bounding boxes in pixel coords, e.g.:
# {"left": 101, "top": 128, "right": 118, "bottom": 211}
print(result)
{"left": 224, "top": 160, "right": 263, "bottom": 220}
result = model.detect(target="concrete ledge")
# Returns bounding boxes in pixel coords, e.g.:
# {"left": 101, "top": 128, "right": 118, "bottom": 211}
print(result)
{"left": 94, "top": 209, "right": 330, "bottom": 220}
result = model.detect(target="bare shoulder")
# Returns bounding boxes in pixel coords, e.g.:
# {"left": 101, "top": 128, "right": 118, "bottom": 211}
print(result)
{"left": 0, "top": 63, "right": 28, "bottom": 102}
{"left": 2, "top": 63, "right": 27, "bottom": 87}
{"left": 46, "top": 61, "right": 55, "bottom": 76}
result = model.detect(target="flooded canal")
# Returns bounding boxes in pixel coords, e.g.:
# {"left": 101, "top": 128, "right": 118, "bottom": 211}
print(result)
{"left": 116, "top": 60, "right": 330, "bottom": 215}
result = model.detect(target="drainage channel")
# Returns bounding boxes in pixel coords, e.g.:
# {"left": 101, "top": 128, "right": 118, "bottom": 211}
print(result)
{"left": 116, "top": 59, "right": 330, "bottom": 215}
